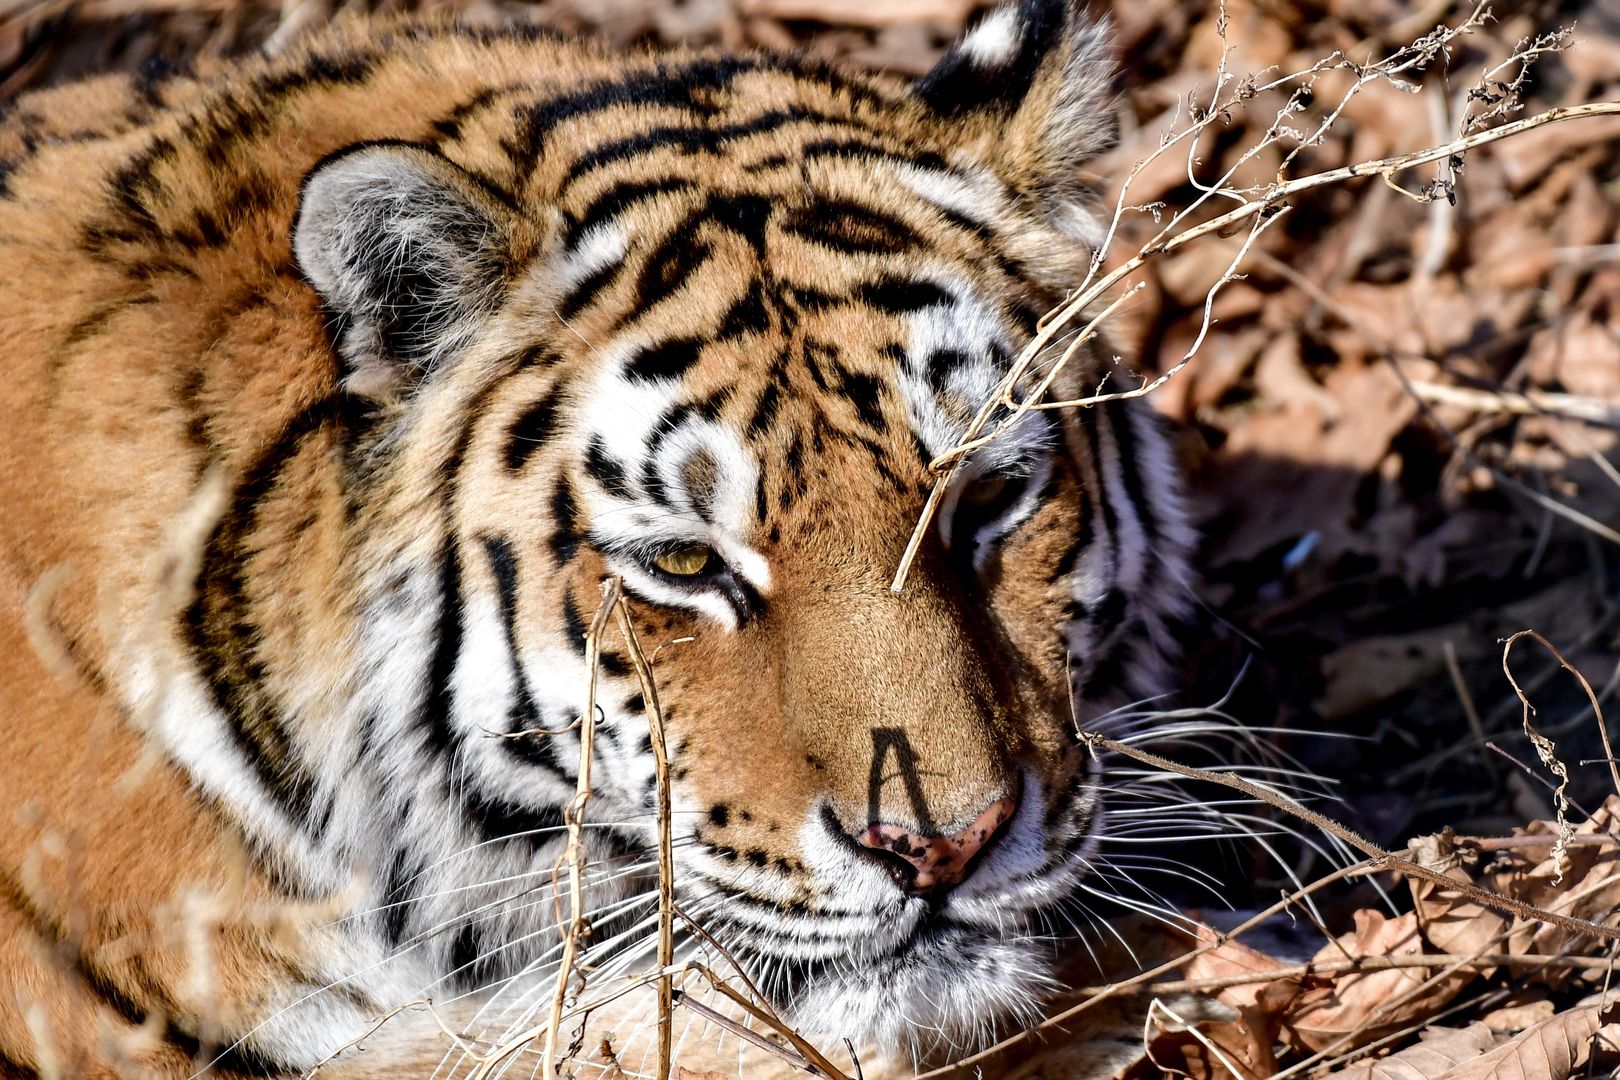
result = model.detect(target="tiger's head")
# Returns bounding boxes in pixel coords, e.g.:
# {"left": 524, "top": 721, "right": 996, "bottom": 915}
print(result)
{"left": 200, "top": 0, "right": 1191, "bottom": 1060}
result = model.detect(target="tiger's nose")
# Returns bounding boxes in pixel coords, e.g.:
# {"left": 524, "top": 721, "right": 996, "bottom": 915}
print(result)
{"left": 856, "top": 796, "right": 1017, "bottom": 896}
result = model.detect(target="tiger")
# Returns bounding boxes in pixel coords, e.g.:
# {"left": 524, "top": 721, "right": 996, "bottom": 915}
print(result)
{"left": 0, "top": 0, "right": 1196, "bottom": 1075}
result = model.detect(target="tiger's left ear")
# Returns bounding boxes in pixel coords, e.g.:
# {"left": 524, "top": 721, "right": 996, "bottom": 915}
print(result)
{"left": 915, "top": 0, "right": 1114, "bottom": 205}
{"left": 293, "top": 142, "right": 514, "bottom": 402}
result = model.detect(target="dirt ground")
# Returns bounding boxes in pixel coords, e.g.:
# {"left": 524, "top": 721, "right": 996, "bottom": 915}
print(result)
{"left": 4, "top": 0, "right": 1620, "bottom": 1075}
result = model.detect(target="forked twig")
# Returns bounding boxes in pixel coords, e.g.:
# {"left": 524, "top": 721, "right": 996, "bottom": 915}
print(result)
{"left": 613, "top": 597, "right": 676, "bottom": 1080}
{"left": 533, "top": 578, "right": 619, "bottom": 1080}
{"left": 1503, "top": 629, "right": 1620, "bottom": 805}
{"left": 889, "top": 98, "right": 1620, "bottom": 593}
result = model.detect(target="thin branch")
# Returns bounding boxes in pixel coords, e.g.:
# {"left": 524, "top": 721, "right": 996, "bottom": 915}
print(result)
{"left": 613, "top": 598, "right": 675, "bottom": 1080}
{"left": 890, "top": 99, "right": 1620, "bottom": 593}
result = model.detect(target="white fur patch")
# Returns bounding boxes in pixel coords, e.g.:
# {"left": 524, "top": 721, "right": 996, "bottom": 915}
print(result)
{"left": 957, "top": 5, "right": 1023, "bottom": 68}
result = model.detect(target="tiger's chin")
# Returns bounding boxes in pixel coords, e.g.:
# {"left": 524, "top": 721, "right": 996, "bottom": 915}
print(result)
{"left": 781, "top": 923, "right": 1058, "bottom": 1059}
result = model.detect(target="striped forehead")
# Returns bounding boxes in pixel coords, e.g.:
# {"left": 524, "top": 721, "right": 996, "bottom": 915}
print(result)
{"left": 512, "top": 58, "right": 1053, "bottom": 542}
{"left": 563, "top": 281, "right": 1050, "bottom": 540}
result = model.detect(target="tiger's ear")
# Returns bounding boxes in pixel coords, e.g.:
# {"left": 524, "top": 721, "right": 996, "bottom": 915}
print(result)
{"left": 915, "top": 0, "right": 1114, "bottom": 202}
{"left": 293, "top": 143, "right": 513, "bottom": 401}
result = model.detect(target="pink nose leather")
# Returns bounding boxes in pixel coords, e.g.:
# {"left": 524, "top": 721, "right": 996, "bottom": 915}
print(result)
{"left": 858, "top": 797, "right": 1016, "bottom": 893}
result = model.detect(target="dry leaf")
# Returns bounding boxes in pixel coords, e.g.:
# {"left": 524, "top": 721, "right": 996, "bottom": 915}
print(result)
{"left": 1481, "top": 997, "right": 1557, "bottom": 1034}
{"left": 1432, "top": 1002, "right": 1620, "bottom": 1080}
{"left": 1411, "top": 834, "right": 1512, "bottom": 964}
{"left": 1285, "top": 910, "right": 1472, "bottom": 1053}
{"left": 1325, "top": 1024, "right": 1499, "bottom": 1080}
{"left": 1181, "top": 927, "right": 1295, "bottom": 1010}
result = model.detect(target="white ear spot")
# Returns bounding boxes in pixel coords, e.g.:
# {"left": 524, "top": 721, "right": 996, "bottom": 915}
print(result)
{"left": 958, "top": 6, "right": 1023, "bottom": 69}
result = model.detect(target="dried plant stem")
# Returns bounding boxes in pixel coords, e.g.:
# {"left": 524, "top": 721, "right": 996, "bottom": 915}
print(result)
{"left": 1406, "top": 380, "right": 1620, "bottom": 429}
{"left": 1504, "top": 629, "right": 1620, "bottom": 805}
{"left": 682, "top": 963, "right": 852, "bottom": 1080}
{"left": 613, "top": 599, "right": 674, "bottom": 1080}
{"left": 1146, "top": 998, "right": 1255, "bottom": 1080}
{"left": 670, "top": 991, "right": 814, "bottom": 1071}
{"left": 533, "top": 578, "right": 619, "bottom": 1080}
{"left": 887, "top": 281, "right": 1143, "bottom": 593}
{"left": 889, "top": 98, "right": 1620, "bottom": 594}
{"left": 1135, "top": 951, "right": 1616, "bottom": 999}
{"left": 1084, "top": 732, "right": 1620, "bottom": 943}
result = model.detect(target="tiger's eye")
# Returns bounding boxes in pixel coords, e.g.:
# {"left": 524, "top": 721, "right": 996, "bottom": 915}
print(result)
{"left": 653, "top": 545, "right": 714, "bottom": 577}
{"left": 960, "top": 474, "right": 1009, "bottom": 506}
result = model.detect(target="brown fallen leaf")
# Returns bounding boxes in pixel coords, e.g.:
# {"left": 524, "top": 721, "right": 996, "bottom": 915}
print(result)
{"left": 1181, "top": 926, "right": 1297, "bottom": 1011}
{"left": 1285, "top": 910, "right": 1473, "bottom": 1054}
{"left": 1481, "top": 996, "right": 1557, "bottom": 1035}
{"left": 1485, "top": 797, "right": 1620, "bottom": 966}
{"left": 1432, "top": 1002, "right": 1620, "bottom": 1080}
{"left": 1411, "top": 834, "right": 1511, "bottom": 966}
{"left": 1324, "top": 1024, "right": 1499, "bottom": 1080}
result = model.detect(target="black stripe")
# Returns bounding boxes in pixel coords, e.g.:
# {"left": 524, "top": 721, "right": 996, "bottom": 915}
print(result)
{"left": 564, "top": 176, "right": 692, "bottom": 249}
{"left": 857, "top": 278, "right": 954, "bottom": 314}
{"left": 504, "top": 388, "right": 560, "bottom": 472}
{"left": 522, "top": 58, "right": 758, "bottom": 150}
{"left": 634, "top": 222, "right": 711, "bottom": 310}
{"left": 1104, "top": 401, "right": 1161, "bottom": 543}
{"left": 707, "top": 193, "right": 772, "bottom": 256}
{"left": 429, "top": 85, "right": 518, "bottom": 142}
{"left": 378, "top": 845, "right": 417, "bottom": 945}
{"left": 556, "top": 261, "right": 620, "bottom": 321}
{"left": 184, "top": 398, "right": 354, "bottom": 828}
{"left": 833, "top": 364, "right": 886, "bottom": 432}
{"left": 922, "top": 348, "right": 973, "bottom": 392}
{"left": 421, "top": 538, "right": 465, "bottom": 758}
{"left": 747, "top": 382, "right": 782, "bottom": 438}
{"left": 521, "top": 54, "right": 885, "bottom": 165}
{"left": 1091, "top": 587, "right": 1128, "bottom": 642}
{"left": 562, "top": 107, "right": 851, "bottom": 188}
{"left": 461, "top": 787, "right": 567, "bottom": 847}
{"left": 718, "top": 281, "right": 771, "bottom": 339}
{"left": 933, "top": 203, "right": 997, "bottom": 244}
{"left": 549, "top": 478, "right": 580, "bottom": 566}
{"left": 783, "top": 200, "right": 920, "bottom": 254}
{"left": 584, "top": 439, "right": 633, "bottom": 497}
{"left": 625, "top": 338, "right": 703, "bottom": 383}
{"left": 482, "top": 536, "right": 567, "bottom": 776}
{"left": 567, "top": 124, "right": 709, "bottom": 184}
{"left": 1080, "top": 409, "right": 1120, "bottom": 573}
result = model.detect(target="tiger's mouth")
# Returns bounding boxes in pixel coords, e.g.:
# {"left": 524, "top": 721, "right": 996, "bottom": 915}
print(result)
{"left": 765, "top": 917, "right": 1059, "bottom": 1057}
{"left": 688, "top": 775, "right": 1096, "bottom": 1056}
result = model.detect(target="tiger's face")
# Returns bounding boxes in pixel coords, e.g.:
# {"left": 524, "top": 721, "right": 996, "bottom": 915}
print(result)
{"left": 264, "top": 0, "right": 1189, "bottom": 1060}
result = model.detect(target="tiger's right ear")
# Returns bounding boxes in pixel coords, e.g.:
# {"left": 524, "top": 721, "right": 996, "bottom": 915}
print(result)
{"left": 913, "top": 0, "right": 1114, "bottom": 206}
{"left": 294, "top": 142, "right": 513, "bottom": 401}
